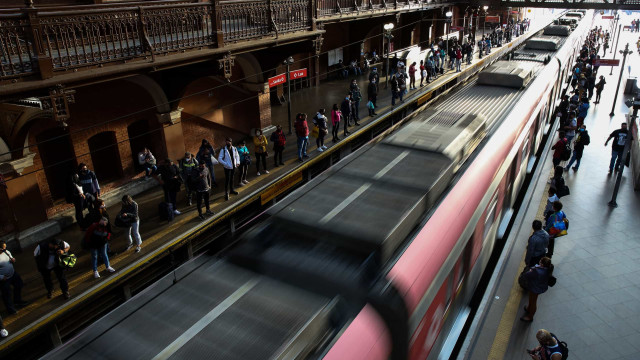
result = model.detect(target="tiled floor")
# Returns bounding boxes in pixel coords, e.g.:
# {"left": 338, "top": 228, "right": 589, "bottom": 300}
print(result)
{"left": 462, "top": 16, "right": 640, "bottom": 360}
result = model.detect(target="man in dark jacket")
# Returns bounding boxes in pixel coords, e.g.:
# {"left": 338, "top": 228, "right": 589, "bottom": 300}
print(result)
{"left": 77, "top": 163, "right": 100, "bottom": 200}
{"left": 349, "top": 80, "right": 362, "bottom": 124}
{"left": 525, "top": 220, "right": 549, "bottom": 268}
{"left": 179, "top": 152, "right": 198, "bottom": 206}
{"left": 367, "top": 79, "right": 378, "bottom": 111}
{"left": 340, "top": 95, "right": 352, "bottom": 137}
{"left": 368, "top": 67, "right": 380, "bottom": 91}
{"left": 33, "top": 238, "right": 70, "bottom": 300}
{"left": 67, "top": 172, "right": 92, "bottom": 228}
{"left": 565, "top": 125, "right": 590, "bottom": 171}
{"left": 194, "top": 162, "right": 213, "bottom": 220}
{"left": 156, "top": 159, "right": 182, "bottom": 216}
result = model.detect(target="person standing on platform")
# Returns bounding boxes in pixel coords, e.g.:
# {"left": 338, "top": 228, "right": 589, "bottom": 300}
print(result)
{"left": 565, "top": 125, "right": 590, "bottom": 171}
{"left": 544, "top": 201, "right": 566, "bottom": 257}
{"left": 66, "top": 172, "right": 91, "bottom": 229}
{"left": 253, "top": 129, "right": 269, "bottom": 176}
{"left": 156, "top": 158, "right": 182, "bottom": 216}
{"left": 218, "top": 137, "right": 240, "bottom": 200}
{"left": 527, "top": 329, "right": 565, "bottom": 360}
{"left": 525, "top": 220, "right": 549, "bottom": 268}
{"left": 78, "top": 163, "right": 100, "bottom": 207}
{"left": 340, "top": 95, "right": 352, "bottom": 136}
{"left": 419, "top": 60, "right": 426, "bottom": 87}
{"left": 294, "top": 113, "right": 310, "bottom": 160}
{"left": 34, "top": 238, "right": 70, "bottom": 300}
{"left": 270, "top": 124, "right": 286, "bottom": 167}
{"left": 605, "top": 122, "right": 631, "bottom": 174}
{"left": 367, "top": 79, "right": 378, "bottom": 111}
{"left": 455, "top": 47, "right": 463, "bottom": 72}
{"left": 331, "top": 104, "right": 342, "bottom": 142}
{"left": 85, "top": 217, "right": 115, "bottom": 279}
{"left": 120, "top": 195, "right": 142, "bottom": 252}
{"left": 368, "top": 67, "right": 380, "bottom": 91}
{"left": 576, "top": 98, "right": 589, "bottom": 128}
{"left": 521, "top": 257, "right": 553, "bottom": 322}
{"left": 237, "top": 140, "right": 250, "bottom": 187}
{"left": 408, "top": 62, "right": 417, "bottom": 90}
{"left": 551, "top": 131, "right": 568, "bottom": 168}
{"left": 179, "top": 152, "right": 198, "bottom": 206}
{"left": 194, "top": 162, "right": 214, "bottom": 220}
{"left": 196, "top": 139, "right": 217, "bottom": 188}
{"left": 315, "top": 109, "right": 328, "bottom": 152}
{"left": 349, "top": 80, "right": 362, "bottom": 124}
{"left": 0, "top": 240, "right": 27, "bottom": 314}
{"left": 594, "top": 75, "right": 606, "bottom": 103}
{"left": 0, "top": 315, "right": 6, "bottom": 338}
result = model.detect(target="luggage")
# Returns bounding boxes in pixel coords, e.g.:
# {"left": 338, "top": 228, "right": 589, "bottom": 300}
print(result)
{"left": 158, "top": 202, "right": 175, "bottom": 222}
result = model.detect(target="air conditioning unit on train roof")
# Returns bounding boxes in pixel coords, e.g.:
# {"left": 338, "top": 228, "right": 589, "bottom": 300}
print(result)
{"left": 544, "top": 25, "right": 571, "bottom": 37}
{"left": 526, "top": 37, "right": 561, "bottom": 50}
{"left": 477, "top": 61, "right": 534, "bottom": 88}
{"left": 384, "top": 110, "right": 486, "bottom": 168}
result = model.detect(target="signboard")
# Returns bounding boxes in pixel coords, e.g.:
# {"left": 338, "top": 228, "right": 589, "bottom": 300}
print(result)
{"left": 511, "top": 10, "right": 519, "bottom": 14}
{"left": 261, "top": 171, "right": 303, "bottom": 205}
{"left": 485, "top": 16, "right": 500, "bottom": 23}
{"left": 268, "top": 74, "right": 286, "bottom": 88}
{"left": 595, "top": 59, "right": 620, "bottom": 66}
{"left": 602, "top": 15, "right": 614, "bottom": 19}
{"left": 450, "top": 26, "right": 464, "bottom": 31}
{"left": 290, "top": 68, "right": 307, "bottom": 79}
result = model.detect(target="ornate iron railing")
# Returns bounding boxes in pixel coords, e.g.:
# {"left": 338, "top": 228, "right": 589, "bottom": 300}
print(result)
{"left": 0, "top": 13, "right": 37, "bottom": 78}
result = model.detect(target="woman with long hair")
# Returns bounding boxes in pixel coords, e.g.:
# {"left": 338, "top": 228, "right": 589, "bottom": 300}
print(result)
{"left": 120, "top": 195, "right": 142, "bottom": 252}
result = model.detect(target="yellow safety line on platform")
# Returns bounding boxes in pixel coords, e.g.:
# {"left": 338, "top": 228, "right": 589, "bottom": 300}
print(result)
{"left": 487, "top": 182, "right": 550, "bottom": 359}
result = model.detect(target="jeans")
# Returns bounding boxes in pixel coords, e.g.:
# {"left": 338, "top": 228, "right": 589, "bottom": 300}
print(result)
{"left": 566, "top": 150, "right": 582, "bottom": 169}
{"left": 456, "top": 58, "right": 461, "bottom": 72}
{"left": 353, "top": 101, "right": 360, "bottom": 120}
{"left": 332, "top": 123, "right": 340, "bottom": 140}
{"left": 196, "top": 191, "right": 210, "bottom": 214}
{"left": 274, "top": 146, "right": 284, "bottom": 165}
{"left": 316, "top": 131, "right": 326, "bottom": 148}
{"left": 239, "top": 164, "right": 248, "bottom": 181}
{"left": 142, "top": 163, "right": 157, "bottom": 176}
{"left": 1, "top": 272, "right": 24, "bottom": 312}
{"left": 127, "top": 220, "right": 142, "bottom": 247}
{"left": 297, "top": 136, "right": 309, "bottom": 159}
{"left": 163, "top": 188, "right": 177, "bottom": 210}
{"left": 205, "top": 164, "right": 216, "bottom": 184}
{"left": 91, "top": 243, "right": 110, "bottom": 272}
{"left": 40, "top": 267, "right": 68, "bottom": 294}
{"left": 224, "top": 168, "right": 236, "bottom": 194}
{"left": 255, "top": 153, "right": 267, "bottom": 172}
{"left": 610, "top": 149, "right": 623, "bottom": 171}
{"left": 596, "top": 91, "right": 602, "bottom": 102}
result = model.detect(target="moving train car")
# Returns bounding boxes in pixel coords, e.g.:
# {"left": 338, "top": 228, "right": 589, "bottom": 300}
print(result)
{"left": 44, "top": 11, "right": 593, "bottom": 360}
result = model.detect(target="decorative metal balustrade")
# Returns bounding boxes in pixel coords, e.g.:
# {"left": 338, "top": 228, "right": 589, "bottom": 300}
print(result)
{"left": 0, "top": 14, "right": 37, "bottom": 78}
{"left": 499, "top": 0, "right": 640, "bottom": 9}
{"left": 316, "top": 0, "right": 443, "bottom": 18}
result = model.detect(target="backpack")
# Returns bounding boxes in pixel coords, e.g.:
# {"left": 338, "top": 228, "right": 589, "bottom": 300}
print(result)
{"left": 546, "top": 333, "right": 569, "bottom": 360}
{"left": 560, "top": 140, "right": 571, "bottom": 161}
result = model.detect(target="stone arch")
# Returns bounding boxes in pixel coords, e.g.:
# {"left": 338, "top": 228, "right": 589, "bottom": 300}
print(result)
{"left": 0, "top": 137, "right": 11, "bottom": 162}
{"left": 122, "top": 75, "right": 172, "bottom": 114}
{"left": 10, "top": 109, "right": 53, "bottom": 159}
{"left": 88, "top": 131, "right": 123, "bottom": 183}
{"left": 234, "top": 53, "right": 264, "bottom": 85}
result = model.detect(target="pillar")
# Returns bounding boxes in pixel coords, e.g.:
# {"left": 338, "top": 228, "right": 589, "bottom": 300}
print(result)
{"left": 157, "top": 108, "right": 186, "bottom": 162}
{"left": 0, "top": 154, "right": 47, "bottom": 234}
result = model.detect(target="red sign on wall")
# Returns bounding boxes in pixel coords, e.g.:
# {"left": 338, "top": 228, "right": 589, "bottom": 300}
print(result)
{"left": 602, "top": 15, "right": 614, "bottom": 19}
{"left": 290, "top": 68, "right": 308, "bottom": 79}
{"left": 268, "top": 74, "right": 286, "bottom": 88}
{"left": 485, "top": 16, "right": 500, "bottom": 23}
{"left": 595, "top": 59, "right": 620, "bottom": 66}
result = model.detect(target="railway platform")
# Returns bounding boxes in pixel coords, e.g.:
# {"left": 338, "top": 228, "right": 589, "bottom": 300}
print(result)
{"left": 459, "top": 25, "right": 640, "bottom": 360}
{"left": 0, "top": 12, "right": 560, "bottom": 359}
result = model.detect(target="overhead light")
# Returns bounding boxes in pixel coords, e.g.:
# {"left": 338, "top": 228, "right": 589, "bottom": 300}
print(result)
{"left": 384, "top": 23, "right": 394, "bottom": 30}
{"left": 483, "top": 5, "right": 488, "bottom": 10}
{"left": 446, "top": 11, "right": 453, "bottom": 17}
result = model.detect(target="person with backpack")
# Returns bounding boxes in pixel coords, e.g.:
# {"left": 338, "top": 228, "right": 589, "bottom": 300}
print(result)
{"left": 565, "top": 124, "right": 590, "bottom": 171}
{"left": 34, "top": 238, "right": 71, "bottom": 300}
{"left": 549, "top": 166, "right": 569, "bottom": 198}
{"left": 315, "top": 109, "right": 329, "bottom": 152}
{"left": 253, "top": 129, "right": 269, "bottom": 176}
{"left": 179, "top": 152, "right": 199, "bottom": 206}
{"left": 237, "top": 140, "right": 250, "bottom": 187}
{"left": 545, "top": 201, "right": 567, "bottom": 257}
{"left": 120, "top": 195, "right": 142, "bottom": 252}
{"left": 270, "top": 124, "right": 286, "bottom": 167}
{"left": 521, "top": 257, "right": 553, "bottom": 322}
{"left": 340, "top": 95, "right": 352, "bottom": 135}
{"left": 218, "top": 137, "right": 241, "bottom": 201}
{"left": 527, "top": 329, "right": 567, "bottom": 360}
{"left": 551, "top": 131, "right": 570, "bottom": 168}
{"left": 85, "top": 217, "right": 115, "bottom": 279}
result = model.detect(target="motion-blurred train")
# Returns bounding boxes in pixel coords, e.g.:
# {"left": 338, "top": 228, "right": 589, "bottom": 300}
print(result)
{"left": 46, "top": 10, "right": 594, "bottom": 360}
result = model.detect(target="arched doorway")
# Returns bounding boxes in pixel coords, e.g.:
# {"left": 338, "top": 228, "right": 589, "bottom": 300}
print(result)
{"left": 88, "top": 131, "right": 123, "bottom": 183}
{"left": 127, "top": 119, "right": 155, "bottom": 173}
{"left": 36, "top": 127, "right": 77, "bottom": 201}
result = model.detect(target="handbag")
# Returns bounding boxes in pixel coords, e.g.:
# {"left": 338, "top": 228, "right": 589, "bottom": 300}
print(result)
{"left": 310, "top": 125, "right": 320, "bottom": 138}
{"left": 518, "top": 267, "right": 529, "bottom": 290}
{"left": 548, "top": 275, "right": 557, "bottom": 287}
{"left": 59, "top": 254, "right": 77, "bottom": 269}
{"left": 115, "top": 213, "right": 134, "bottom": 228}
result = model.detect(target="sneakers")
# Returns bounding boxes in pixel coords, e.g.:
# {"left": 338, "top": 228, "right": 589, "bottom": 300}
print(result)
{"left": 94, "top": 271, "right": 100, "bottom": 279}
{"left": 242, "top": 180, "right": 249, "bottom": 184}
{"left": 63, "top": 291, "right": 70, "bottom": 300}
{"left": 173, "top": 209, "right": 181, "bottom": 215}
{"left": 107, "top": 266, "right": 116, "bottom": 273}
{"left": 198, "top": 214, "right": 205, "bottom": 220}
{"left": 205, "top": 210, "right": 214, "bottom": 215}
{"left": 0, "top": 329, "right": 7, "bottom": 338}
{"left": 225, "top": 193, "right": 230, "bottom": 201}
{"left": 230, "top": 190, "right": 239, "bottom": 195}
{"left": 572, "top": 166, "right": 578, "bottom": 171}
{"left": 322, "top": 145, "right": 327, "bottom": 150}
{"left": 318, "top": 148, "right": 324, "bottom": 152}
{"left": 238, "top": 182, "right": 245, "bottom": 187}
{"left": 303, "top": 155, "right": 309, "bottom": 158}
{"left": 279, "top": 162, "right": 284, "bottom": 166}
{"left": 264, "top": 170, "right": 269, "bottom": 174}
{"left": 126, "top": 244, "right": 133, "bottom": 251}
{"left": 135, "top": 246, "right": 141, "bottom": 253}
{"left": 257, "top": 172, "right": 261, "bottom": 176}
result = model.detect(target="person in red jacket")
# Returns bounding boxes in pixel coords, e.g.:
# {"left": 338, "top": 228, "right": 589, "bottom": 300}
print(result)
{"left": 455, "top": 47, "right": 463, "bottom": 72}
{"left": 408, "top": 62, "right": 417, "bottom": 90}
{"left": 294, "top": 113, "right": 310, "bottom": 162}
{"left": 551, "top": 131, "right": 568, "bottom": 168}
{"left": 85, "top": 217, "right": 115, "bottom": 279}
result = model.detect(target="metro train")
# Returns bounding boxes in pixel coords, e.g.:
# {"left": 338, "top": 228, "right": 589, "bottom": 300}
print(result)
{"left": 44, "top": 11, "right": 594, "bottom": 360}
{"left": 231, "top": 11, "right": 594, "bottom": 360}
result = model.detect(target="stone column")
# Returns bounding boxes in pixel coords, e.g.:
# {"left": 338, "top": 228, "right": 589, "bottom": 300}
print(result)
{"left": 157, "top": 108, "right": 186, "bottom": 162}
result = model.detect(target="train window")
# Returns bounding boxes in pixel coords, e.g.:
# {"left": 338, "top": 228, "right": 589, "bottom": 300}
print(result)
{"left": 483, "top": 192, "right": 498, "bottom": 240}
{"left": 444, "top": 272, "right": 455, "bottom": 314}
{"left": 521, "top": 136, "right": 530, "bottom": 168}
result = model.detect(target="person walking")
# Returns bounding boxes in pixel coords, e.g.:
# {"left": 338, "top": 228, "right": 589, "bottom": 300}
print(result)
{"left": 85, "top": 217, "right": 115, "bottom": 279}
{"left": 179, "top": 152, "right": 198, "bottom": 206}
{"left": 120, "top": 195, "right": 142, "bottom": 252}
{"left": 331, "top": 104, "right": 342, "bottom": 142}
{"left": 294, "top": 113, "right": 310, "bottom": 160}
{"left": 156, "top": 158, "right": 182, "bottom": 216}
{"left": 270, "top": 124, "right": 286, "bottom": 166}
{"left": 193, "top": 162, "right": 214, "bottom": 219}
{"left": 196, "top": 139, "right": 217, "bottom": 187}
{"left": 237, "top": 140, "right": 250, "bottom": 186}
{"left": 565, "top": 124, "right": 590, "bottom": 171}
{"left": 525, "top": 221, "right": 549, "bottom": 268}
{"left": 253, "top": 129, "right": 269, "bottom": 176}
{"left": 34, "top": 238, "right": 71, "bottom": 300}
{"left": 218, "top": 137, "right": 240, "bottom": 200}
{"left": 315, "top": 109, "right": 328, "bottom": 152}
{"left": 605, "top": 122, "right": 631, "bottom": 174}
{"left": 594, "top": 75, "right": 606, "bottom": 103}
{"left": 0, "top": 240, "right": 27, "bottom": 314}
{"left": 367, "top": 79, "right": 378, "bottom": 110}
{"left": 520, "top": 257, "right": 553, "bottom": 322}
